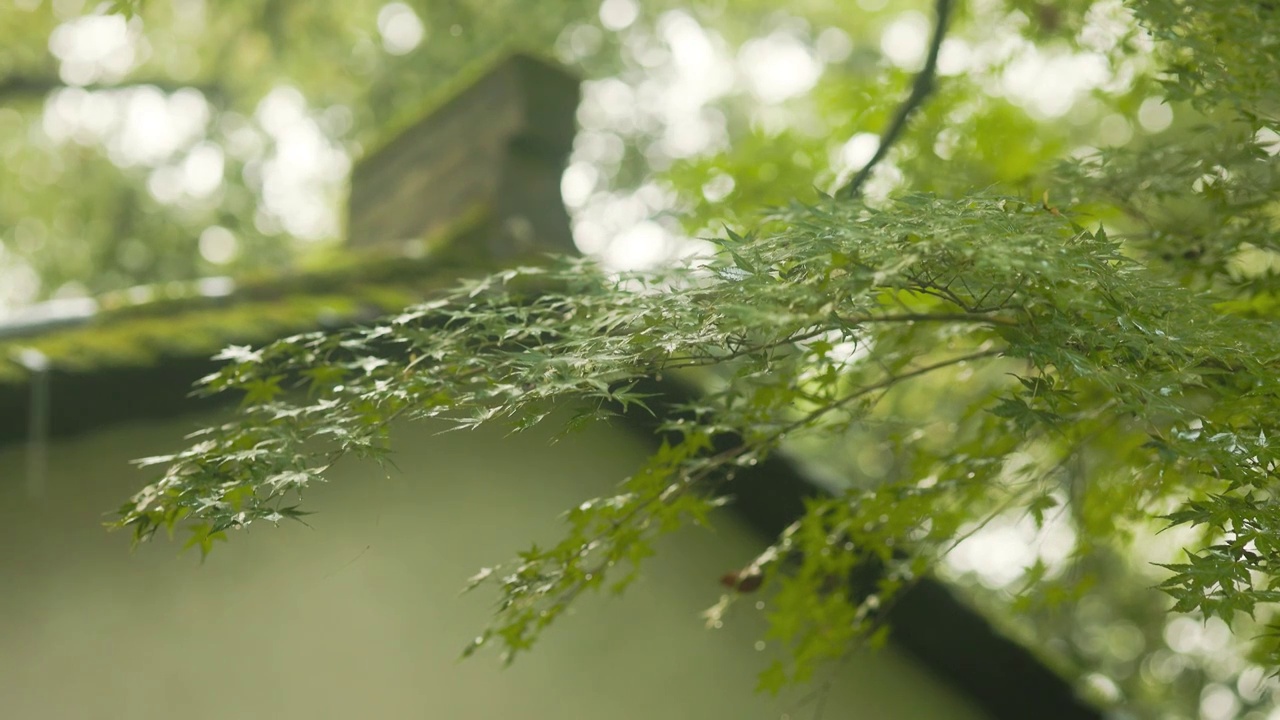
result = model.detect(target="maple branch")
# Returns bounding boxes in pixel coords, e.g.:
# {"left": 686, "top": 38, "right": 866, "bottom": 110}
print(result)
{"left": 835, "top": 0, "right": 956, "bottom": 200}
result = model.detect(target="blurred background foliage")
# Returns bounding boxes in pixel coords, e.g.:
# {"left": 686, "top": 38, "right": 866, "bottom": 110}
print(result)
{"left": 2, "top": 0, "right": 1277, "bottom": 718}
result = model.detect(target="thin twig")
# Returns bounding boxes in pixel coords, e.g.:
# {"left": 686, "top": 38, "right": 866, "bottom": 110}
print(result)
{"left": 791, "top": 347, "right": 1001, "bottom": 432}
{"left": 836, "top": 311, "right": 1018, "bottom": 327}
{"left": 835, "top": 0, "right": 956, "bottom": 200}
{"left": 800, "top": 475, "right": 1037, "bottom": 720}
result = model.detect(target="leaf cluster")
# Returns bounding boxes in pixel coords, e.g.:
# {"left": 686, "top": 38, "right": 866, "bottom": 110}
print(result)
{"left": 117, "top": 189, "right": 1280, "bottom": 673}
{"left": 110, "top": 0, "right": 1280, "bottom": 700}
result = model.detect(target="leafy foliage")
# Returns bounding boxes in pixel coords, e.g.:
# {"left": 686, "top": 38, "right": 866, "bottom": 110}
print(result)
{"left": 119, "top": 190, "right": 1280, "bottom": 672}
{"left": 88, "top": 0, "right": 1280, "bottom": 712}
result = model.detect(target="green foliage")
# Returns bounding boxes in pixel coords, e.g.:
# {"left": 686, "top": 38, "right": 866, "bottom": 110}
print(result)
{"left": 105, "top": 1, "right": 143, "bottom": 20}
{"left": 59, "top": 0, "right": 1280, "bottom": 712}
{"left": 118, "top": 186, "right": 1280, "bottom": 671}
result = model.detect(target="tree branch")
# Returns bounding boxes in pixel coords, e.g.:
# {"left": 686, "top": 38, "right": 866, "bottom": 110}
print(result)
{"left": 835, "top": 0, "right": 956, "bottom": 200}
{"left": 0, "top": 74, "right": 227, "bottom": 103}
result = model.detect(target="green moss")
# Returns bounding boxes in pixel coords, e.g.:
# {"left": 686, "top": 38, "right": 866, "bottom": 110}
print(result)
{"left": 0, "top": 210, "right": 498, "bottom": 387}
{"left": 362, "top": 49, "right": 561, "bottom": 162}
{"left": 5, "top": 290, "right": 384, "bottom": 381}
{"left": 0, "top": 48, "right": 574, "bottom": 390}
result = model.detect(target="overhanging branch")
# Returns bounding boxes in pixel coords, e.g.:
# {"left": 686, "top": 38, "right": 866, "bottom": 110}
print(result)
{"left": 0, "top": 74, "right": 227, "bottom": 103}
{"left": 835, "top": 0, "right": 955, "bottom": 200}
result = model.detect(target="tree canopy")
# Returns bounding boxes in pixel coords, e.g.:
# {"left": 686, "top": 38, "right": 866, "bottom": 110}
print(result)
{"left": 5, "top": 0, "right": 1280, "bottom": 717}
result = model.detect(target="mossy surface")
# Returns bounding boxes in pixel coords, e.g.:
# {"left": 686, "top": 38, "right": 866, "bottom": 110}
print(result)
{"left": 0, "top": 213, "right": 493, "bottom": 389}
{"left": 363, "top": 49, "right": 567, "bottom": 162}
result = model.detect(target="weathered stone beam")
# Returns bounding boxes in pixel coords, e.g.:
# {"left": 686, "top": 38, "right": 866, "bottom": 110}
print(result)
{"left": 347, "top": 54, "right": 579, "bottom": 259}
